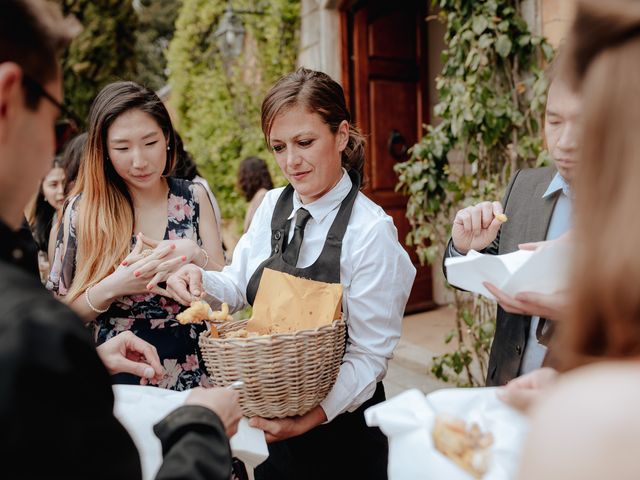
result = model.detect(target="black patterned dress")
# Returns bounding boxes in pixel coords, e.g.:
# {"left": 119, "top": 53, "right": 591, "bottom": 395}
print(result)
{"left": 47, "top": 177, "right": 208, "bottom": 390}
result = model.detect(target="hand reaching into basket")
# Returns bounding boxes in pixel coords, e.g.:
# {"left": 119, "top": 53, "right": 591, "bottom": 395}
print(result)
{"left": 185, "top": 387, "right": 243, "bottom": 437}
{"left": 165, "top": 264, "right": 206, "bottom": 306}
{"left": 249, "top": 405, "right": 328, "bottom": 443}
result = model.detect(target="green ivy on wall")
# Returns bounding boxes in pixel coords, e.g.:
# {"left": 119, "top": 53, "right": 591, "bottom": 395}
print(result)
{"left": 395, "top": 0, "right": 554, "bottom": 386}
{"left": 58, "top": 0, "right": 138, "bottom": 122}
{"left": 167, "top": 0, "right": 299, "bottom": 226}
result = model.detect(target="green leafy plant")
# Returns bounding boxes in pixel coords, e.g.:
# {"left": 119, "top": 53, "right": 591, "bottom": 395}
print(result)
{"left": 167, "top": 0, "right": 299, "bottom": 227}
{"left": 135, "top": 0, "right": 181, "bottom": 91}
{"left": 58, "top": 0, "right": 138, "bottom": 122}
{"left": 396, "top": 0, "right": 554, "bottom": 386}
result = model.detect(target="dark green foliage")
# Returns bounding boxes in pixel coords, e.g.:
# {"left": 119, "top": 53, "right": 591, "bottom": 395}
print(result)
{"left": 396, "top": 0, "right": 554, "bottom": 386}
{"left": 135, "top": 0, "right": 180, "bottom": 91}
{"left": 58, "top": 0, "right": 138, "bottom": 122}
{"left": 167, "top": 0, "right": 299, "bottom": 224}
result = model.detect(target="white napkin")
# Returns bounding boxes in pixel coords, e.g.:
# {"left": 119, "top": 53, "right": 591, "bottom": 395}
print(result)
{"left": 113, "top": 385, "right": 269, "bottom": 480}
{"left": 365, "top": 387, "right": 529, "bottom": 480}
{"left": 444, "top": 243, "right": 571, "bottom": 299}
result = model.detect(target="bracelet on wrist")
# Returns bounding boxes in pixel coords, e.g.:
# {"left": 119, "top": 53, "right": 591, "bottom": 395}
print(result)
{"left": 85, "top": 285, "right": 109, "bottom": 314}
{"left": 199, "top": 248, "right": 209, "bottom": 269}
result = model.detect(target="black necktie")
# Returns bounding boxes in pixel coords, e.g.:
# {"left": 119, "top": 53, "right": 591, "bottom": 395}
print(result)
{"left": 283, "top": 208, "right": 312, "bottom": 265}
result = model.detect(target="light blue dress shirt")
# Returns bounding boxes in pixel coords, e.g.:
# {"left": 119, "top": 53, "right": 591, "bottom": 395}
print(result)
{"left": 519, "top": 172, "right": 572, "bottom": 374}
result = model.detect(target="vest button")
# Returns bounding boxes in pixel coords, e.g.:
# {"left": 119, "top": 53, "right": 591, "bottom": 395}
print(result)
{"left": 515, "top": 345, "right": 522, "bottom": 355}
{"left": 274, "top": 244, "right": 280, "bottom": 253}
{"left": 274, "top": 231, "right": 281, "bottom": 240}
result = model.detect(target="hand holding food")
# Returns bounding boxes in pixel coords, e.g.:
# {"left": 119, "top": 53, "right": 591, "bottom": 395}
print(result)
{"left": 165, "top": 264, "right": 205, "bottom": 305}
{"left": 452, "top": 201, "right": 505, "bottom": 254}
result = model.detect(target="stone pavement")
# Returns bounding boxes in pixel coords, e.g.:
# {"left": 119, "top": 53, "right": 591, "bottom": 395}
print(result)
{"left": 384, "top": 306, "right": 457, "bottom": 398}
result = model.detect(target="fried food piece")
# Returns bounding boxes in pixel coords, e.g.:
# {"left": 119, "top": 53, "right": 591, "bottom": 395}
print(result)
{"left": 176, "top": 300, "right": 211, "bottom": 325}
{"left": 210, "top": 302, "right": 233, "bottom": 322}
{"left": 225, "top": 328, "right": 260, "bottom": 339}
{"left": 209, "top": 324, "right": 220, "bottom": 338}
{"left": 495, "top": 213, "right": 508, "bottom": 223}
{"left": 432, "top": 414, "right": 493, "bottom": 479}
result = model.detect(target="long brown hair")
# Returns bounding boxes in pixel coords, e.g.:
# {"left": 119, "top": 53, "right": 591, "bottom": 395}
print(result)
{"left": 66, "top": 81, "right": 176, "bottom": 301}
{"left": 261, "top": 67, "right": 366, "bottom": 185}
{"left": 237, "top": 156, "right": 273, "bottom": 201}
{"left": 561, "top": 0, "right": 640, "bottom": 369}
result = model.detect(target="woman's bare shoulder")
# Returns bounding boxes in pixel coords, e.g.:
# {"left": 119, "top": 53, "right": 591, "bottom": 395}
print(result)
{"left": 518, "top": 362, "right": 640, "bottom": 480}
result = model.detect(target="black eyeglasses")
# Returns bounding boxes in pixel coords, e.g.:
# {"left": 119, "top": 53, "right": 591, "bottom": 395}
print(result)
{"left": 22, "top": 74, "right": 83, "bottom": 153}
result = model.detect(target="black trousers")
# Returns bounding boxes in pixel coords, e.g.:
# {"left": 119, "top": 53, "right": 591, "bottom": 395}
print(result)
{"left": 254, "top": 382, "right": 388, "bottom": 480}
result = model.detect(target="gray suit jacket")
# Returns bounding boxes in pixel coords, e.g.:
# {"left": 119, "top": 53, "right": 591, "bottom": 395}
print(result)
{"left": 444, "top": 166, "right": 559, "bottom": 386}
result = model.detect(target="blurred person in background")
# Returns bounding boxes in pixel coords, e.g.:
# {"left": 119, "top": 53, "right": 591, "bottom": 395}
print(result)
{"left": 237, "top": 155, "right": 273, "bottom": 232}
{"left": 25, "top": 158, "right": 64, "bottom": 281}
{"left": 58, "top": 130, "right": 86, "bottom": 195}
{"left": 172, "top": 131, "right": 225, "bottom": 254}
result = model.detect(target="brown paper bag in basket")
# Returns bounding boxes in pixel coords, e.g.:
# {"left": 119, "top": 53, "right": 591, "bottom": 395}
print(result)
{"left": 247, "top": 268, "right": 342, "bottom": 334}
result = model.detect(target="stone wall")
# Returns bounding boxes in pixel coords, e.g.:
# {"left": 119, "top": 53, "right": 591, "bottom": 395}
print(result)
{"left": 541, "top": 0, "right": 577, "bottom": 47}
{"left": 298, "top": 0, "right": 342, "bottom": 82}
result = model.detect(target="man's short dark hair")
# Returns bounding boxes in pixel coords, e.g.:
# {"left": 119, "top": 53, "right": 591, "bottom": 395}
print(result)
{"left": 0, "top": 0, "right": 79, "bottom": 108}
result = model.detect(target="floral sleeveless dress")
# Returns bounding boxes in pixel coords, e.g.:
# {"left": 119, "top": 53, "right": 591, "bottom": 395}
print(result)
{"left": 47, "top": 177, "right": 208, "bottom": 390}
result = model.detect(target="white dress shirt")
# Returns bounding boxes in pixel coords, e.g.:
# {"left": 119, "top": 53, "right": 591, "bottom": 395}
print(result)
{"left": 519, "top": 172, "right": 572, "bottom": 374}
{"left": 201, "top": 170, "right": 416, "bottom": 421}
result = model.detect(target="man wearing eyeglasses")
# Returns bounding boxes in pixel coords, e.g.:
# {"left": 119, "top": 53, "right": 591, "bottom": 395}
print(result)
{"left": 0, "top": 1, "right": 241, "bottom": 478}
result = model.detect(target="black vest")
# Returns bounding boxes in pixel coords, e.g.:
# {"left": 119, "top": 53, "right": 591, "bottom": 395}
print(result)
{"left": 246, "top": 169, "right": 360, "bottom": 305}
{"left": 251, "top": 169, "right": 389, "bottom": 480}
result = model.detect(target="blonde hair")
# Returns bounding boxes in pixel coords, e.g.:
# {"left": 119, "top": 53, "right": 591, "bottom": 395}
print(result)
{"left": 561, "top": 0, "right": 640, "bottom": 368}
{"left": 66, "top": 81, "right": 176, "bottom": 301}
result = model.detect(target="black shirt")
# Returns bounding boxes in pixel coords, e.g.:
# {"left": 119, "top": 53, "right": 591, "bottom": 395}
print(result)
{"left": 0, "top": 219, "right": 231, "bottom": 479}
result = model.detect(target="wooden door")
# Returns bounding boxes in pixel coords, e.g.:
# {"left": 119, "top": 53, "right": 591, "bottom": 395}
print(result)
{"left": 342, "top": 0, "right": 433, "bottom": 313}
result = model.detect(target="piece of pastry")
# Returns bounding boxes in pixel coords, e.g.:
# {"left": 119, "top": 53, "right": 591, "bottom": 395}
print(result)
{"left": 210, "top": 302, "right": 233, "bottom": 322}
{"left": 176, "top": 300, "right": 211, "bottom": 325}
{"left": 432, "top": 414, "right": 493, "bottom": 479}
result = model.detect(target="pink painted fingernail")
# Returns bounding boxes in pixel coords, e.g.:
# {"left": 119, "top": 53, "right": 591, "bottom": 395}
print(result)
{"left": 147, "top": 284, "right": 153, "bottom": 290}
{"left": 122, "top": 261, "right": 128, "bottom": 266}
{"left": 134, "top": 271, "right": 141, "bottom": 277}
{"left": 171, "top": 244, "right": 176, "bottom": 250}
{"left": 181, "top": 255, "right": 187, "bottom": 261}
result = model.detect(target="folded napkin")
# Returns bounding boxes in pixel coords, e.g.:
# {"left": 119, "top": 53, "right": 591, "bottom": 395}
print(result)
{"left": 365, "top": 387, "right": 529, "bottom": 480}
{"left": 113, "top": 385, "right": 269, "bottom": 480}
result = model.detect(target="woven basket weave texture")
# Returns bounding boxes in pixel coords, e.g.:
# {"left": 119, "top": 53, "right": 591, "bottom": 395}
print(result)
{"left": 199, "top": 317, "right": 346, "bottom": 418}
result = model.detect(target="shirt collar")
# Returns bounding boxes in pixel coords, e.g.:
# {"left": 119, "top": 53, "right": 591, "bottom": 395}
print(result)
{"left": 288, "top": 169, "right": 352, "bottom": 224}
{"left": 542, "top": 172, "right": 571, "bottom": 199}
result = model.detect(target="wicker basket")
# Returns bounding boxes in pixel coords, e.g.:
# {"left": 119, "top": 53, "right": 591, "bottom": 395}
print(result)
{"left": 199, "top": 317, "right": 346, "bottom": 418}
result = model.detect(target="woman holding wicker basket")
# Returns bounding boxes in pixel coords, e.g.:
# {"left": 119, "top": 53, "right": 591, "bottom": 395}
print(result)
{"left": 165, "top": 68, "right": 416, "bottom": 480}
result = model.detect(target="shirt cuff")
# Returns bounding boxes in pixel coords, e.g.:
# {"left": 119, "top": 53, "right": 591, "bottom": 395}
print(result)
{"left": 448, "top": 241, "right": 465, "bottom": 257}
{"left": 320, "top": 379, "right": 352, "bottom": 422}
{"left": 200, "top": 268, "right": 223, "bottom": 310}
{"left": 153, "top": 405, "right": 228, "bottom": 451}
